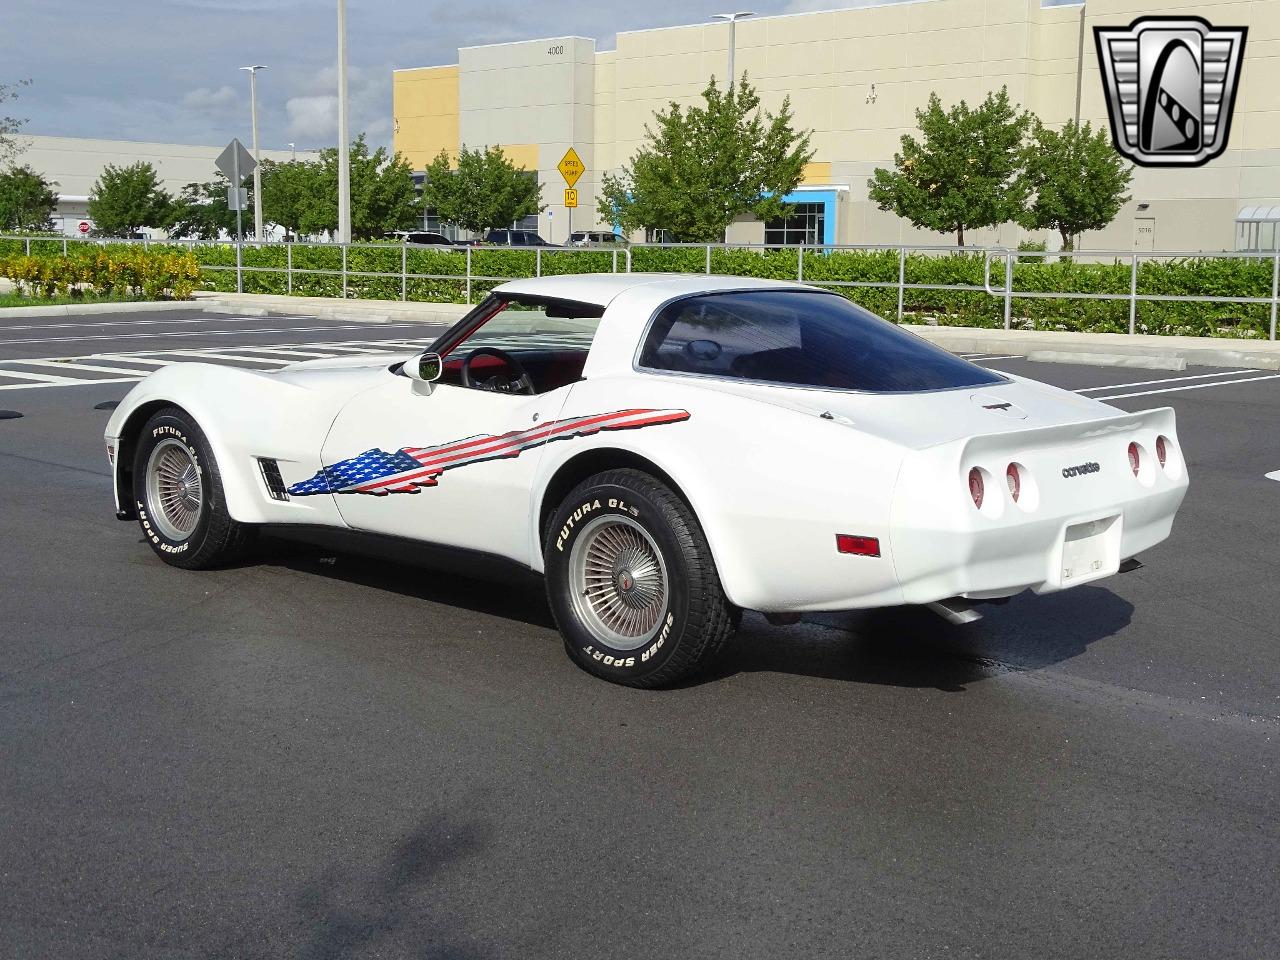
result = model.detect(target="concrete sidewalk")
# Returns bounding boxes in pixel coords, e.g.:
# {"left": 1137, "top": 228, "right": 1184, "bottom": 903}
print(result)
{"left": 195, "top": 292, "right": 472, "bottom": 325}
{"left": 904, "top": 325, "right": 1280, "bottom": 371}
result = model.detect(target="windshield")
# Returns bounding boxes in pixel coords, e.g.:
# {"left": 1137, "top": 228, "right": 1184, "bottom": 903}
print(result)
{"left": 638, "top": 290, "right": 1005, "bottom": 393}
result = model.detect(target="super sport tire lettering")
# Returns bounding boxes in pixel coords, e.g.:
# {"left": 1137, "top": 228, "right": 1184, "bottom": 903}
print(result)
{"left": 543, "top": 468, "right": 739, "bottom": 688}
{"left": 130, "top": 407, "right": 254, "bottom": 569}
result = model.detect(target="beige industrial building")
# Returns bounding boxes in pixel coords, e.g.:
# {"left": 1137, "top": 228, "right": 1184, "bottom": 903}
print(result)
{"left": 19, "top": 135, "right": 313, "bottom": 237}
{"left": 393, "top": 0, "right": 1280, "bottom": 252}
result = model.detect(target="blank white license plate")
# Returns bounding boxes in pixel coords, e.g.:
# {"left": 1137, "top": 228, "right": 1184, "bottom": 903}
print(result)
{"left": 1058, "top": 515, "right": 1121, "bottom": 587}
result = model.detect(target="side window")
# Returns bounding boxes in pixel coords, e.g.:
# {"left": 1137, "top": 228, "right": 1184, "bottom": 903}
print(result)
{"left": 640, "top": 298, "right": 801, "bottom": 376}
{"left": 638, "top": 291, "right": 1006, "bottom": 392}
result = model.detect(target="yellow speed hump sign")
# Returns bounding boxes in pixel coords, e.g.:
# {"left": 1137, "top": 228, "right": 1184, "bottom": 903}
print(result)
{"left": 558, "top": 147, "right": 584, "bottom": 188}
{"left": 564, "top": 188, "right": 578, "bottom": 208}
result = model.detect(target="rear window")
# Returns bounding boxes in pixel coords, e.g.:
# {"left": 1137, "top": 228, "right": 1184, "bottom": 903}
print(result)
{"left": 638, "top": 290, "right": 1005, "bottom": 393}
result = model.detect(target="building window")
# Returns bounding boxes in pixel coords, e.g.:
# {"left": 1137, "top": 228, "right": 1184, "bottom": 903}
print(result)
{"left": 765, "top": 202, "right": 826, "bottom": 246}
{"left": 645, "top": 228, "right": 675, "bottom": 244}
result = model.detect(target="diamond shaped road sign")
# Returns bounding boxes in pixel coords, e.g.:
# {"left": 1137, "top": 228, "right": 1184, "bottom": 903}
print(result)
{"left": 215, "top": 138, "right": 256, "bottom": 183}
{"left": 558, "top": 147, "right": 584, "bottom": 188}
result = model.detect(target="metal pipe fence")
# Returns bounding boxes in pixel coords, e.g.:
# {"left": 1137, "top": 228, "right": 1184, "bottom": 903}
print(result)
{"left": 2, "top": 234, "right": 1277, "bottom": 340}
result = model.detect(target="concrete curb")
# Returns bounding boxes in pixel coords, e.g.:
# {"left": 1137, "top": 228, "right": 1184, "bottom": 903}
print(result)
{"left": 194, "top": 292, "right": 471, "bottom": 326}
{"left": 903, "top": 325, "right": 1280, "bottom": 371}
{"left": 0, "top": 300, "right": 197, "bottom": 319}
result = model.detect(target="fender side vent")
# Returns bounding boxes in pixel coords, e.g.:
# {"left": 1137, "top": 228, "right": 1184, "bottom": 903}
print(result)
{"left": 258, "top": 458, "right": 290, "bottom": 501}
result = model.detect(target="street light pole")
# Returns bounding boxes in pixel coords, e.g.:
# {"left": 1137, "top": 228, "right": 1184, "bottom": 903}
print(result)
{"left": 711, "top": 11, "right": 755, "bottom": 90}
{"left": 240, "top": 65, "right": 267, "bottom": 242}
{"left": 336, "top": 0, "right": 351, "bottom": 244}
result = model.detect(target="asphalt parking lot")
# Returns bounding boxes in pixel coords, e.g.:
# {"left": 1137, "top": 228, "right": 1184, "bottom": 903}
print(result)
{"left": 2, "top": 308, "right": 1278, "bottom": 959}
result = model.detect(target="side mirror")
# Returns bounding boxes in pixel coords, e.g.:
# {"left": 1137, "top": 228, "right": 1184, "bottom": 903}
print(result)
{"left": 406, "top": 351, "right": 443, "bottom": 383}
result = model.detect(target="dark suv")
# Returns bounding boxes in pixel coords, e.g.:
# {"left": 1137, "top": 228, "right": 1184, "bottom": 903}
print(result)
{"left": 485, "top": 229, "right": 554, "bottom": 247}
{"left": 384, "top": 231, "right": 455, "bottom": 249}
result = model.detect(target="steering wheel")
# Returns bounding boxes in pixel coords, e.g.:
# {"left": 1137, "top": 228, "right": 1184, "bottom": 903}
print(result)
{"left": 459, "top": 347, "right": 536, "bottom": 395}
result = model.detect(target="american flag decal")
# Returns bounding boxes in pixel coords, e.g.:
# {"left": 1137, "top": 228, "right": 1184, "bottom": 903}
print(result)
{"left": 287, "top": 408, "right": 690, "bottom": 497}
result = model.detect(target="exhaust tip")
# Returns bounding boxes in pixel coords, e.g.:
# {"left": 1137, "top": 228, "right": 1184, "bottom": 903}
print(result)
{"left": 926, "top": 598, "right": 983, "bottom": 625}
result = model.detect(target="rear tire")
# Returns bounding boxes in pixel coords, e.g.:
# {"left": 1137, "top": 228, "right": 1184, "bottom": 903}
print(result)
{"left": 544, "top": 469, "right": 738, "bottom": 687}
{"left": 131, "top": 407, "right": 253, "bottom": 569}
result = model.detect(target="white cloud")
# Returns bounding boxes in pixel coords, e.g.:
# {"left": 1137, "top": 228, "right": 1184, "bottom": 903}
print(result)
{"left": 286, "top": 95, "right": 339, "bottom": 139}
{"left": 182, "top": 85, "right": 238, "bottom": 112}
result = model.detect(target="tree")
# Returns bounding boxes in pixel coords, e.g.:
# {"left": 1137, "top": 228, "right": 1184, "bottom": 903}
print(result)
{"left": 0, "top": 164, "right": 56, "bottom": 231}
{"left": 420, "top": 145, "right": 543, "bottom": 235}
{"left": 1, "top": 79, "right": 31, "bottom": 166}
{"left": 598, "top": 76, "right": 813, "bottom": 242}
{"left": 261, "top": 158, "right": 322, "bottom": 239}
{"left": 167, "top": 174, "right": 246, "bottom": 240}
{"left": 87, "top": 162, "right": 173, "bottom": 237}
{"left": 303, "top": 136, "right": 421, "bottom": 239}
{"left": 1019, "top": 120, "right": 1132, "bottom": 251}
{"left": 868, "top": 87, "right": 1031, "bottom": 246}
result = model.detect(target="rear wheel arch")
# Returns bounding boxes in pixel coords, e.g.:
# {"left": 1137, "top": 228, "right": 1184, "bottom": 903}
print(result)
{"left": 538, "top": 448, "right": 698, "bottom": 548}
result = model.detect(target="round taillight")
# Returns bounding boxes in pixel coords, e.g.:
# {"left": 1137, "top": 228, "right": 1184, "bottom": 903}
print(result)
{"left": 1156, "top": 435, "right": 1168, "bottom": 468}
{"left": 1127, "top": 442, "right": 1140, "bottom": 477}
{"left": 1006, "top": 463, "right": 1021, "bottom": 502}
{"left": 968, "top": 467, "right": 984, "bottom": 509}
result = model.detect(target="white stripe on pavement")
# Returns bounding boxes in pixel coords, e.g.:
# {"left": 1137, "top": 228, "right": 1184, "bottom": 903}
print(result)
{"left": 0, "top": 377, "right": 141, "bottom": 391}
{"left": 1075, "top": 370, "right": 1258, "bottom": 393}
{"left": 89, "top": 356, "right": 173, "bottom": 366}
{"left": 1093, "top": 373, "right": 1280, "bottom": 400}
{"left": 0, "top": 321, "right": 430, "bottom": 347}
{"left": 5, "top": 359, "right": 167, "bottom": 377}
{"left": 970, "top": 355, "right": 1022, "bottom": 362}
{"left": 0, "top": 368, "right": 84, "bottom": 384}
{"left": 138, "top": 350, "right": 292, "bottom": 364}
{"left": 1266, "top": 470, "right": 1280, "bottom": 482}
{"left": 0, "top": 315, "right": 314, "bottom": 331}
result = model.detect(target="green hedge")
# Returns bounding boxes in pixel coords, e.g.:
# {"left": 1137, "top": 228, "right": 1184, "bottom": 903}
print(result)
{"left": 0, "top": 245, "right": 201, "bottom": 300}
{"left": 4, "top": 236, "right": 1272, "bottom": 337}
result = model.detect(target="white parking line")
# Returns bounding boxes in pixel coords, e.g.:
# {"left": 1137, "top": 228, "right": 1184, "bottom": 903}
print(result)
{"left": 1266, "top": 470, "right": 1280, "bottom": 483}
{"left": 1075, "top": 370, "right": 1258, "bottom": 393}
{"left": 970, "top": 355, "right": 1022, "bottom": 362}
{"left": 0, "top": 322, "right": 428, "bottom": 347}
{"left": 0, "top": 377, "right": 140, "bottom": 391}
{"left": 90, "top": 356, "right": 173, "bottom": 366}
{"left": 0, "top": 368, "right": 83, "bottom": 384}
{"left": 1093, "top": 373, "right": 1280, "bottom": 400}
{"left": 0, "top": 315, "right": 311, "bottom": 331}
{"left": 0, "top": 332, "right": 442, "bottom": 390}
{"left": 5, "top": 359, "right": 165, "bottom": 377}
{"left": 142, "top": 350, "right": 291, "bottom": 364}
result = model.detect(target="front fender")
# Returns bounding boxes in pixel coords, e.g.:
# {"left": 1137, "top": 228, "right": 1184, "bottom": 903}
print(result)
{"left": 106, "top": 363, "right": 370, "bottom": 527}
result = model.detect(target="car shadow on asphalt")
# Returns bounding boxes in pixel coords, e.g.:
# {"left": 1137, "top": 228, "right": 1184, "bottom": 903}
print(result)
{"left": 240, "top": 534, "right": 1132, "bottom": 693}
{"left": 252, "top": 533, "right": 557, "bottom": 630}
{"left": 695, "top": 586, "right": 1135, "bottom": 692}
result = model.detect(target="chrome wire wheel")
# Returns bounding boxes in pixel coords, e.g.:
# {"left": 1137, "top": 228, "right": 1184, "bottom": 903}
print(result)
{"left": 568, "top": 514, "right": 669, "bottom": 651}
{"left": 145, "top": 438, "right": 204, "bottom": 541}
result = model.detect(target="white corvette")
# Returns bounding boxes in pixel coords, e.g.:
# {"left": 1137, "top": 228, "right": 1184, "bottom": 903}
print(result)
{"left": 105, "top": 274, "right": 1188, "bottom": 686}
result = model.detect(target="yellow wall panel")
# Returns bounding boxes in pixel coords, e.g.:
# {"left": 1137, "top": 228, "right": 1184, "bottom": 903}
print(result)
{"left": 393, "top": 65, "right": 460, "bottom": 170}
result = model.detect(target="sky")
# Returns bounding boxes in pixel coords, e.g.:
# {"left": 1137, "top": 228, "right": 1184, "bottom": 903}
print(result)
{"left": 0, "top": 0, "right": 884, "bottom": 153}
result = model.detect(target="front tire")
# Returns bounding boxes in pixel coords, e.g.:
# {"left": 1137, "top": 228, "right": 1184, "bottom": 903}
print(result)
{"left": 131, "top": 407, "right": 253, "bottom": 569}
{"left": 544, "top": 469, "right": 738, "bottom": 687}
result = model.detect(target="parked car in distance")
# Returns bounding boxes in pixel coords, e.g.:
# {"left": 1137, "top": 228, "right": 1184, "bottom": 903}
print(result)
{"left": 485, "top": 229, "right": 556, "bottom": 247}
{"left": 570, "top": 231, "right": 627, "bottom": 247}
{"left": 384, "top": 231, "right": 456, "bottom": 250}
